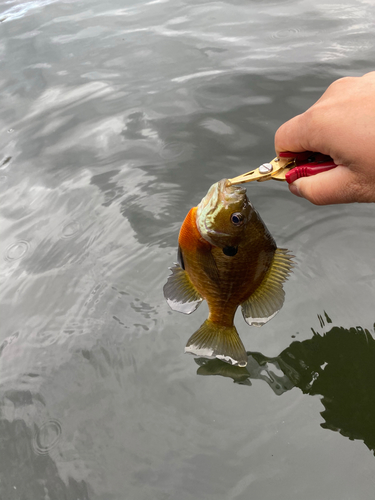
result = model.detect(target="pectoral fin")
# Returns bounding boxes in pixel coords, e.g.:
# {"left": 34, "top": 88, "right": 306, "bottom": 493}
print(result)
{"left": 241, "top": 248, "right": 293, "bottom": 327}
{"left": 185, "top": 320, "right": 248, "bottom": 367}
{"left": 163, "top": 263, "right": 203, "bottom": 314}
{"left": 197, "top": 248, "right": 220, "bottom": 285}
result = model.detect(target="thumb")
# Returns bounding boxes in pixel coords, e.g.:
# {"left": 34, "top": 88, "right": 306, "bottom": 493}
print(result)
{"left": 288, "top": 165, "right": 359, "bottom": 205}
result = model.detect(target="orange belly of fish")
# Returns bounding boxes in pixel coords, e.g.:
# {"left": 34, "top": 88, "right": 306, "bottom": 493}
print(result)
{"left": 178, "top": 207, "right": 262, "bottom": 327}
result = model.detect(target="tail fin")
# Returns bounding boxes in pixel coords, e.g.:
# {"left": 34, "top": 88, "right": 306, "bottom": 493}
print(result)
{"left": 185, "top": 320, "right": 248, "bottom": 367}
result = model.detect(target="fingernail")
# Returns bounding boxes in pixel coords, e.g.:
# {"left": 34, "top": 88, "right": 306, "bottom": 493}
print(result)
{"left": 288, "top": 180, "right": 303, "bottom": 198}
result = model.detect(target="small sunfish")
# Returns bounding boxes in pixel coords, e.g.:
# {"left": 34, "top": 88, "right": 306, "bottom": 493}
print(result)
{"left": 163, "top": 179, "right": 293, "bottom": 367}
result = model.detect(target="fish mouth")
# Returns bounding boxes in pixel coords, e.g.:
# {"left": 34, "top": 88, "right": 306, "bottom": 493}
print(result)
{"left": 196, "top": 179, "right": 248, "bottom": 244}
{"left": 223, "top": 179, "right": 247, "bottom": 196}
{"left": 199, "top": 179, "right": 246, "bottom": 212}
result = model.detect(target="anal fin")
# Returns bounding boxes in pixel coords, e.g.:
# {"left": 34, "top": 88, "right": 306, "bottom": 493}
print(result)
{"left": 185, "top": 320, "right": 248, "bottom": 367}
{"left": 241, "top": 248, "right": 294, "bottom": 327}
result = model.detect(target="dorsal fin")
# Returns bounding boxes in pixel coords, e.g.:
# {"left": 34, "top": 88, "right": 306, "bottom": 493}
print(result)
{"left": 163, "top": 263, "right": 203, "bottom": 314}
{"left": 241, "top": 248, "right": 293, "bottom": 326}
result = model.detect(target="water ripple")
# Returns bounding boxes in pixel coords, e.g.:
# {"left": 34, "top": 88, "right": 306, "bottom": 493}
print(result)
{"left": 272, "top": 27, "right": 300, "bottom": 39}
{"left": 0, "top": 331, "right": 19, "bottom": 357}
{"left": 61, "top": 220, "right": 81, "bottom": 239}
{"left": 33, "top": 419, "right": 62, "bottom": 455}
{"left": 4, "top": 240, "right": 30, "bottom": 262}
{"left": 159, "top": 141, "right": 186, "bottom": 160}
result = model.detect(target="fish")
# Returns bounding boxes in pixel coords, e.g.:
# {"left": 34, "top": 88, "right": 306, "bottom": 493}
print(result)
{"left": 163, "top": 179, "right": 293, "bottom": 367}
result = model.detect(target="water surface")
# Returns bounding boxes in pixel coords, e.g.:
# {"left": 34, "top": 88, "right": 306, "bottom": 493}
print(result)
{"left": 1, "top": 0, "right": 375, "bottom": 498}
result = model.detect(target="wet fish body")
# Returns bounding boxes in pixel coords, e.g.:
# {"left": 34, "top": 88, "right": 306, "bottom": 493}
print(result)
{"left": 163, "top": 179, "right": 293, "bottom": 367}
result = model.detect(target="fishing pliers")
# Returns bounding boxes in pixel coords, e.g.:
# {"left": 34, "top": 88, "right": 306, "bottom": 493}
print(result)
{"left": 227, "top": 151, "right": 337, "bottom": 186}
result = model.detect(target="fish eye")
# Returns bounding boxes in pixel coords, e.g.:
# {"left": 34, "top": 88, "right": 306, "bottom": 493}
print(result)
{"left": 230, "top": 212, "right": 244, "bottom": 226}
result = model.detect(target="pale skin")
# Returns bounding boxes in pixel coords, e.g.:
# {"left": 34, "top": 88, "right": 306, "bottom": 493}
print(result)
{"left": 275, "top": 71, "right": 375, "bottom": 205}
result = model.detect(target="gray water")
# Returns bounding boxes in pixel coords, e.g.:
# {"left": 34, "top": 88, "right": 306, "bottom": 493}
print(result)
{"left": 1, "top": 0, "right": 375, "bottom": 498}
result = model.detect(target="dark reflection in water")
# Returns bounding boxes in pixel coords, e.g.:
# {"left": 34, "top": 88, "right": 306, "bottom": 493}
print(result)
{"left": 196, "top": 314, "right": 375, "bottom": 455}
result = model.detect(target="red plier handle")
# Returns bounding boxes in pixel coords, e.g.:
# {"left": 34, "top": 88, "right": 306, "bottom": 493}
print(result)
{"left": 279, "top": 151, "right": 337, "bottom": 184}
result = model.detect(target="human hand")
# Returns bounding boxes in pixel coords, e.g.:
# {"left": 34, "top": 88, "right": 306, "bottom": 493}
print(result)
{"left": 275, "top": 71, "right": 375, "bottom": 205}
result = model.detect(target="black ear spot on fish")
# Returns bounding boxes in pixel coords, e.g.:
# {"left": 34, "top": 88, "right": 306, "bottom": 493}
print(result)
{"left": 230, "top": 212, "right": 244, "bottom": 226}
{"left": 223, "top": 246, "right": 238, "bottom": 257}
